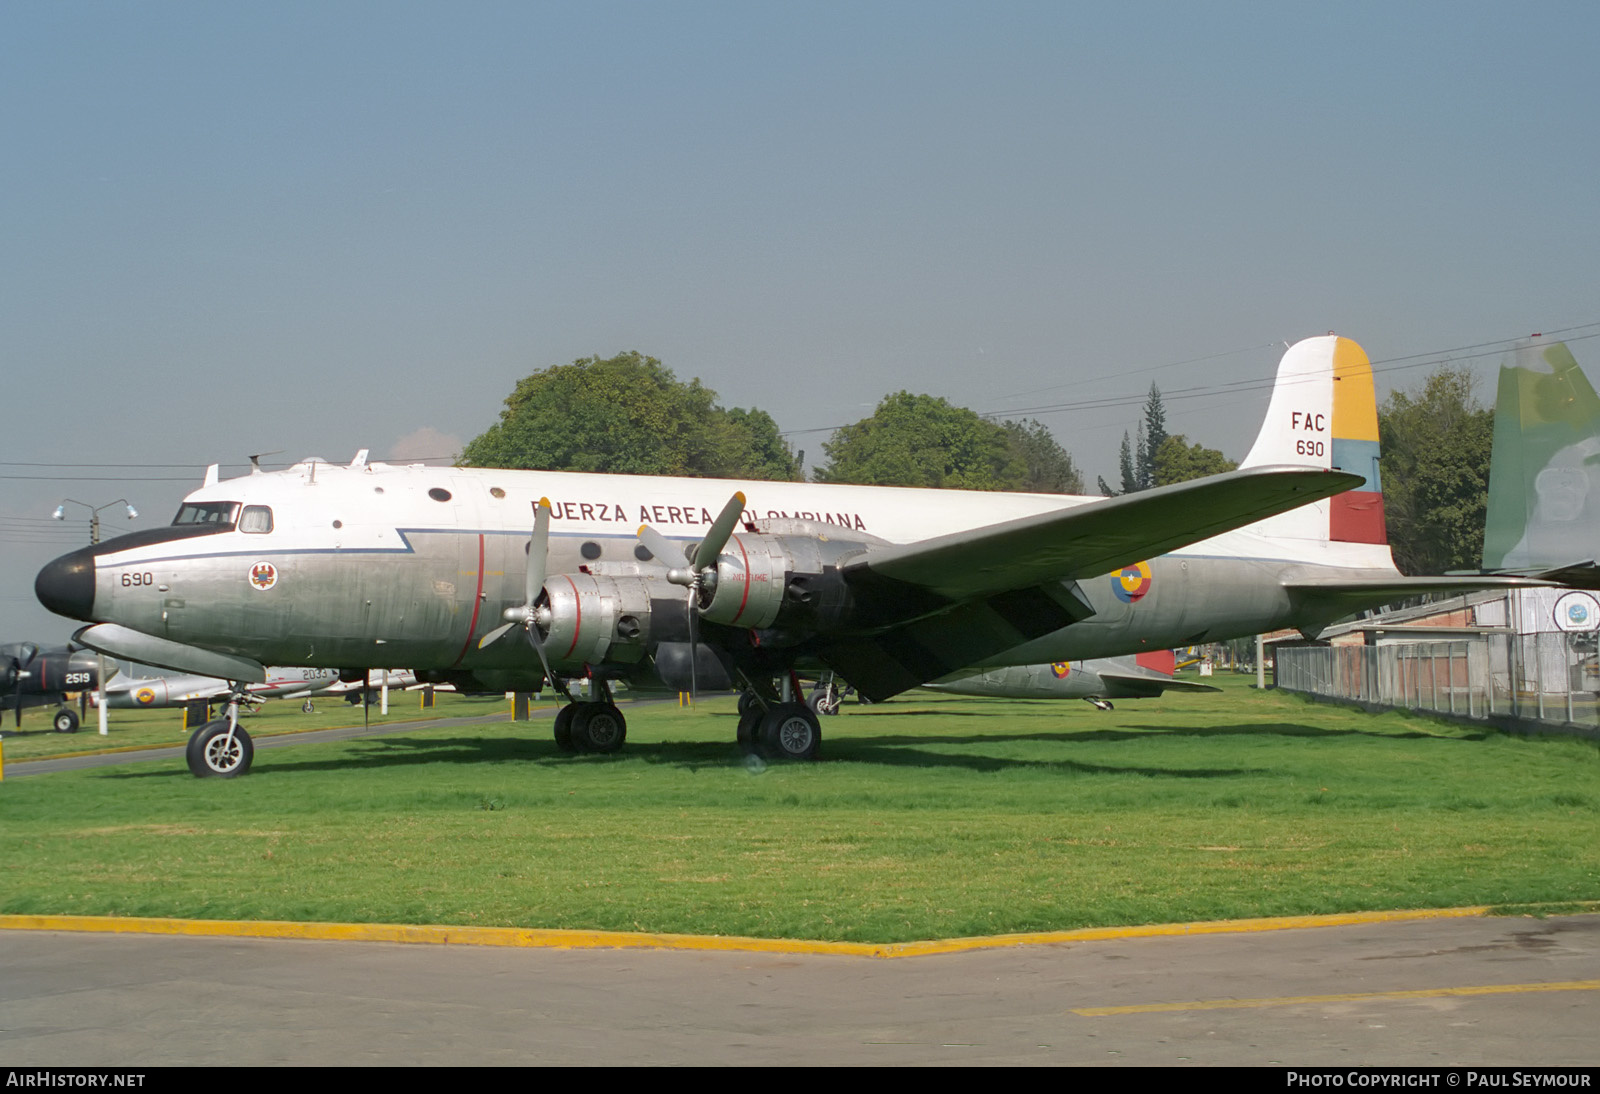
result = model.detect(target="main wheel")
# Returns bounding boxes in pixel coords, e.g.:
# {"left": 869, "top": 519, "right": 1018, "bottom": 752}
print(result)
{"left": 759, "top": 703, "right": 821, "bottom": 761}
{"left": 570, "top": 703, "right": 627, "bottom": 754}
{"left": 53, "top": 708, "right": 79, "bottom": 734}
{"left": 301, "top": 699, "right": 315, "bottom": 713}
{"left": 736, "top": 708, "right": 763, "bottom": 752}
{"left": 553, "top": 703, "right": 578, "bottom": 752}
{"left": 185, "top": 720, "right": 254, "bottom": 778}
{"left": 737, "top": 692, "right": 760, "bottom": 717}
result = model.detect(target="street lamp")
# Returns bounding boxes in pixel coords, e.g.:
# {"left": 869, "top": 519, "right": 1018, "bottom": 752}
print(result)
{"left": 52, "top": 498, "right": 137, "bottom": 545}
{"left": 51, "top": 497, "right": 138, "bottom": 735}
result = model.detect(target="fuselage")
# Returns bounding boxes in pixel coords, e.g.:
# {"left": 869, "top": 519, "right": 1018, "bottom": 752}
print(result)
{"left": 35, "top": 458, "right": 1402, "bottom": 690}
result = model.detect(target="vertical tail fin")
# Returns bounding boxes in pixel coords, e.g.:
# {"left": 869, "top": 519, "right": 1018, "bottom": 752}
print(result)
{"left": 1482, "top": 340, "right": 1600, "bottom": 572}
{"left": 1239, "top": 335, "right": 1387, "bottom": 546}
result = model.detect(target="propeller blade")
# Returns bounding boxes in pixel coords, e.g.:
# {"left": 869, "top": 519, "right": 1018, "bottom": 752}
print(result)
{"left": 477, "top": 620, "right": 519, "bottom": 649}
{"left": 526, "top": 624, "right": 557, "bottom": 695}
{"left": 526, "top": 498, "right": 551, "bottom": 604}
{"left": 686, "top": 589, "right": 699, "bottom": 704}
{"left": 692, "top": 491, "right": 747, "bottom": 570}
{"left": 636, "top": 524, "right": 683, "bottom": 568}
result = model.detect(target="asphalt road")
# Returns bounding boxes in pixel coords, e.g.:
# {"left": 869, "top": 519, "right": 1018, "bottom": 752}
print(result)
{"left": 4, "top": 914, "right": 1598, "bottom": 1066}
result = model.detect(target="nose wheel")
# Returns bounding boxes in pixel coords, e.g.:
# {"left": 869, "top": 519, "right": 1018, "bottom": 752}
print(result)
{"left": 186, "top": 719, "right": 254, "bottom": 777}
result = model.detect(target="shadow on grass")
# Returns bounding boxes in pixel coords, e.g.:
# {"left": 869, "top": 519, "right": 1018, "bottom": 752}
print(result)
{"left": 92, "top": 727, "right": 1273, "bottom": 780}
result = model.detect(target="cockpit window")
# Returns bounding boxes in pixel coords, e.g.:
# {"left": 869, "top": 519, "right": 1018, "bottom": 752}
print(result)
{"left": 172, "top": 502, "right": 240, "bottom": 528}
{"left": 240, "top": 505, "right": 274, "bottom": 534}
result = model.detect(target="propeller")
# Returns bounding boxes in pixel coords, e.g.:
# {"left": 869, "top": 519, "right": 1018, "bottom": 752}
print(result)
{"left": 479, "top": 498, "right": 558, "bottom": 693}
{"left": 637, "top": 491, "right": 746, "bottom": 702}
{"left": 9, "top": 651, "right": 35, "bottom": 728}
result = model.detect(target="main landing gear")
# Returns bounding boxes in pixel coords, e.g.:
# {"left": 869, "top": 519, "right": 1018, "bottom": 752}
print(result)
{"left": 186, "top": 684, "right": 254, "bottom": 778}
{"left": 52, "top": 707, "right": 79, "bottom": 734}
{"left": 736, "top": 674, "right": 822, "bottom": 761}
{"left": 551, "top": 680, "right": 628, "bottom": 754}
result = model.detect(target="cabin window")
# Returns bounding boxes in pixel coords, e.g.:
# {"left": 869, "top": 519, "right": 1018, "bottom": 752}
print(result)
{"left": 489, "top": 487, "right": 506, "bottom": 499}
{"left": 634, "top": 544, "right": 654, "bottom": 562}
{"left": 172, "top": 502, "right": 239, "bottom": 528}
{"left": 428, "top": 488, "right": 452, "bottom": 502}
{"left": 580, "top": 541, "right": 602, "bottom": 560}
{"left": 240, "top": 506, "right": 274, "bottom": 534}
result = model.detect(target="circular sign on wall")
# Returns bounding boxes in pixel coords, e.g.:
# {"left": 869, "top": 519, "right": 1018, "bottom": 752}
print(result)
{"left": 1553, "top": 590, "right": 1600, "bottom": 632}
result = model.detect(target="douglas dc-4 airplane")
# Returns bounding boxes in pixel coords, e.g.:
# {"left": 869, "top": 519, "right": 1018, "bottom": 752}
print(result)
{"left": 36, "top": 336, "right": 1547, "bottom": 777}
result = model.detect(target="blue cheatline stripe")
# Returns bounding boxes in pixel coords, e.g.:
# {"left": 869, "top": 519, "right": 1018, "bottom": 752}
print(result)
{"left": 1331, "top": 438, "right": 1382, "bottom": 491}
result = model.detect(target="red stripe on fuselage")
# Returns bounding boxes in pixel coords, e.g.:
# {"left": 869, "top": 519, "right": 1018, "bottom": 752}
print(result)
{"left": 451, "top": 534, "right": 486, "bottom": 667}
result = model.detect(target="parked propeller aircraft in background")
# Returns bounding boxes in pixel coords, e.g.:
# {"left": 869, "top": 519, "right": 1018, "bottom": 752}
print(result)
{"left": 101, "top": 665, "right": 339, "bottom": 710}
{"left": 0, "top": 642, "right": 109, "bottom": 733}
{"left": 924, "top": 651, "right": 1220, "bottom": 708}
{"left": 100, "top": 665, "right": 419, "bottom": 711}
{"left": 36, "top": 336, "right": 1548, "bottom": 777}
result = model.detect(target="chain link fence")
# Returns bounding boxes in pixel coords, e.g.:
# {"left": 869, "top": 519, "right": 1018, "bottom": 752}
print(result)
{"left": 1275, "top": 633, "right": 1600, "bottom": 729}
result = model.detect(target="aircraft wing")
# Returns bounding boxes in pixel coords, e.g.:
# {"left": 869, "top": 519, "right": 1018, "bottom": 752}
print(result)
{"left": 816, "top": 467, "right": 1362, "bottom": 700}
{"left": 847, "top": 466, "right": 1363, "bottom": 602}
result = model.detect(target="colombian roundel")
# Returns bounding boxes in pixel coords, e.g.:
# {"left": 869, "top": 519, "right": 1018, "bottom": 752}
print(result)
{"left": 1113, "top": 561, "right": 1152, "bottom": 604}
{"left": 1049, "top": 662, "right": 1070, "bottom": 679}
{"left": 135, "top": 687, "right": 156, "bottom": 706}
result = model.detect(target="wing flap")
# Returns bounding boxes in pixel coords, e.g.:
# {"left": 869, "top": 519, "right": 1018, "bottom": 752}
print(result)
{"left": 848, "top": 467, "right": 1364, "bottom": 602}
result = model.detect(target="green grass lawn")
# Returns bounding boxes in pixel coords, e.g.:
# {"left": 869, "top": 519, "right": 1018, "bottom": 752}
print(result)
{"left": 2, "top": 675, "right": 1597, "bottom": 942}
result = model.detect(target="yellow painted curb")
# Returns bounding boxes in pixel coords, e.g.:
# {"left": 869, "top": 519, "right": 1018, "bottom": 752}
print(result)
{"left": 0, "top": 905, "right": 1503, "bottom": 958}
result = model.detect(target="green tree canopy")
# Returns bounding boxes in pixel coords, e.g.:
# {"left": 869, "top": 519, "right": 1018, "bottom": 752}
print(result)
{"left": 460, "top": 351, "right": 800, "bottom": 480}
{"left": 1152, "top": 434, "right": 1236, "bottom": 486}
{"left": 1002, "top": 419, "right": 1084, "bottom": 493}
{"left": 1378, "top": 366, "right": 1494, "bottom": 575}
{"left": 817, "top": 392, "right": 1028, "bottom": 490}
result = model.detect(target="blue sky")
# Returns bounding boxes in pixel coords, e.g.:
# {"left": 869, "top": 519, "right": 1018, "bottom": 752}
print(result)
{"left": 4, "top": 2, "right": 1598, "bottom": 637}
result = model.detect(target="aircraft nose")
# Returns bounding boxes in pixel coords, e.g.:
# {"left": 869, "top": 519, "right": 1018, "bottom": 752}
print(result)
{"left": 36, "top": 545, "right": 97, "bottom": 621}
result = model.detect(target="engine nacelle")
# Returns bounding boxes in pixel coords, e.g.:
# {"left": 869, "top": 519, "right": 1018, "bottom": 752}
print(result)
{"left": 538, "top": 574, "right": 657, "bottom": 669}
{"left": 698, "top": 533, "right": 862, "bottom": 629}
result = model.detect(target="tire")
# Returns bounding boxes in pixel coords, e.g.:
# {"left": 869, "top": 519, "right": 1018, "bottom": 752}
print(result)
{"left": 737, "top": 692, "right": 760, "bottom": 717}
{"left": 736, "top": 709, "right": 763, "bottom": 752}
{"left": 807, "top": 688, "right": 840, "bottom": 717}
{"left": 759, "top": 703, "right": 821, "bottom": 761}
{"left": 185, "top": 720, "right": 254, "bottom": 778}
{"left": 301, "top": 699, "right": 315, "bottom": 714}
{"left": 570, "top": 703, "right": 627, "bottom": 754}
{"left": 53, "top": 708, "right": 79, "bottom": 734}
{"left": 553, "top": 703, "right": 578, "bottom": 752}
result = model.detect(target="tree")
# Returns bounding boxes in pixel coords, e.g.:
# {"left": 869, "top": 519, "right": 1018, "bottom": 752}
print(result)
{"left": 1118, "top": 431, "right": 1138, "bottom": 494}
{"left": 1152, "top": 434, "right": 1236, "bottom": 486}
{"left": 1138, "top": 384, "right": 1169, "bottom": 489}
{"left": 817, "top": 392, "right": 1026, "bottom": 490}
{"left": 1002, "top": 419, "right": 1083, "bottom": 494}
{"left": 460, "top": 351, "right": 800, "bottom": 480}
{"left": 1378, "top": 366, "right": 1494, "bottom": 575}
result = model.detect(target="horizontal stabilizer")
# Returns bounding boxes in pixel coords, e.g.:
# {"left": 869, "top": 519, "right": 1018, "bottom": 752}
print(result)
{"left": 72, "top": 624, "right": 268, "bottom": 683}
{"left": 1284, "top": 575, "right": 1553, "bottom": 634}
{"left": 852, "top": 466, "right": 1364, "bottom": 602}
{"left": 1094, "top": 666, "right": 1221, "bottom": 694}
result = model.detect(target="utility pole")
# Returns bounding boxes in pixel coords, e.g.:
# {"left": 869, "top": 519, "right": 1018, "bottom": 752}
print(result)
{"left": 52, "top": 498, "right": 138, "bottom": 735}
